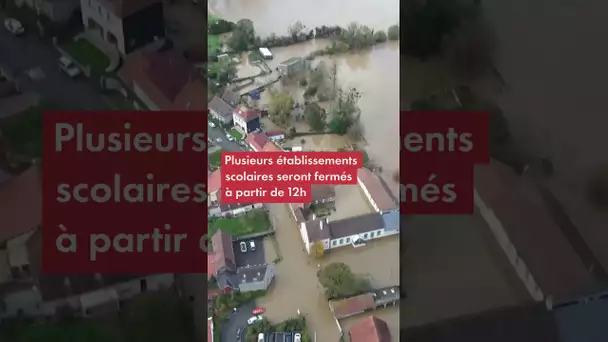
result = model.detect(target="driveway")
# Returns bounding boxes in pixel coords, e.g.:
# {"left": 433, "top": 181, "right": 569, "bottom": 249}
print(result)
{"left": 0, "top": 24, "right": 108, "bottom": 110}
{"left": 233, "top": 237, "right": 266, "bottom": 267}
{"left": 208, "top": 126, "right": 245, "bottom": 152}
{"left": 220, "top": 300, "right": 257, "bottom": 342}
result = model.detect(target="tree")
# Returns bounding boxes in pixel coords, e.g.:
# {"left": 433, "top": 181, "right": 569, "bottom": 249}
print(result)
{"left": 304, "top": 102, "right": 326, "bottom": 132}
{"left": 288, "top": 21, "right": 304, "bottom": 38}
{"left": 228, "top": 19, "right": 255, "bottom": 52}
{"left": 310, "top": 241, "right": 325, "bottom": 258}
{"left": 373, "top": 30, "right": 387, "bottom": 43}
{"left": 329, "top": 87, "right": 362, "bottom": 134}
{"left": 268, "top": 92, "right": 293, "bottom": 125}
{"left": 317, "top": 262, "right": 370, "bottom": 300}
{"left": 387, "top": 25, "right": 399, "bottom": 40}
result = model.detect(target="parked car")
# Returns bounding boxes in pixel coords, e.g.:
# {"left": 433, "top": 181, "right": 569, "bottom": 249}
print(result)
{"left": 239, "top": 140, "right": 246, "bottom": 146}
{"left": 258, "top": 333, "right": 264, "bottom": 342}
{"left": 252, "top": 307, "right": 265, "bottom": 315}
{"left": 215, "top": 138, "right": 222, "bottom": 143}
{"left": 226, "top": 134, "right": 235, "bottom": 142}
{"left": 4, "top": 18, "right": 24, "bottom": 36}
{"left": 294, "top": 333, "right": 301, "bottom": 342}
{"left": 247, "top": 316, "right": 263, "bottom": 325}
{"left": 240, "top": 241, "right": 247, "bottom": 253}
{"left": 249, "top": 240, "right": 256, "bottom": 251}
{"left": 58, "top": 57, "right": 80, "bottom": 78}
{"left": 209, "top": 122, "right": 216, "bottom": 128}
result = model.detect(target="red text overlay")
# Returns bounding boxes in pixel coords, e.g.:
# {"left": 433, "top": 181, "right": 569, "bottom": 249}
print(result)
{"left": 221, "top": 152, "right": 363, "bottom": 203}
{"left": 42, "top": 111, "right": 208, "bottom": 273}
{"left": 400, "top": 111, "right": 490, "bottom": 214}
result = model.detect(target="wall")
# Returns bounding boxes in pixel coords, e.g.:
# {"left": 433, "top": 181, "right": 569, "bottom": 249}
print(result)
{"left": 133, "top": 81, "right": 160, "bottom": 110}
{"left": 328, "top": 229, "right": 386, "bottom": 249}
{"left": 357, "top": 179, "right": 380, "bottom": 212}
{"left": 299, "top": 222, "right": 311, "bottom": 254}
{"left": 474, "top": 189, "right": 544, "bottom": 301}
{"left": 0, "top": 288, "right": 42, "bottom": 319}
{"left": 233, "top": 114, "right": 247, "bottom": 132}
{"left": 80, "top": 0, "right": 126, "bottom": 54}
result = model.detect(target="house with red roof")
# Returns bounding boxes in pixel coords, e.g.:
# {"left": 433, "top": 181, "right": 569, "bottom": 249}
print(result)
{"left": 232, "top": 105, "right": 261, "bottom": 134}
{"left": 245, "top": 131, "right": 269, "bottom": 152}
{"left": 349, "top": 316, "right": 391, "bottom": 342}
{"left": 208, "top": 169, "right": 222, "bottom": 205}
{"left": 119, "top": 48, "right": 206, "bottom": 111}
{"left": 265, "top": 130, "right": 285, "bottom": 141}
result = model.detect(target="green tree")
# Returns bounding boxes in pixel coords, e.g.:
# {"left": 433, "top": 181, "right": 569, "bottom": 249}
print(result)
{"left": 328, "top": 87, "right": 361, "bottom": 134}
{"left": 387, "top": 25, "right": 399, "bottom": 40}
{"left": 373, "top": 30, "right": 387, "bottom": 43}
{"left": 317, "top": 262, "right": 370, "bottom": 300}
{"left": 228, "top": 19, "right": 255, "bottom": 51}
{"left": 268, "top": 92, "right": 294, "bottom": 125}
{"left": 310, "top": 240, "right": 325, "bottom": 258}
{"left": 304, "top": 102, "right": 326, "bottom": 132}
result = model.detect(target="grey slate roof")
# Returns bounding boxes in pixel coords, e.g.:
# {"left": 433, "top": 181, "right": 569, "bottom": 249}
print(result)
{"left": 328, "top": 213, "right": 385, "bottom": 239}
{"left": 208, "top": 96, "right": 234, "bottom": 119}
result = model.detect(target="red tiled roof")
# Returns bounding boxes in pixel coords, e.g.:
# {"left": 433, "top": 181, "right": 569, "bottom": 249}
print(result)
{"left": 350, "top": 316, "right": 391, "bottom": 342}
{"left": 0, "top": 165, "right": 41, "bottom": 242}
{"left": 234, "top": 106, "right": 260, "bottom": 121}
{"left": 208, "top": 169, "right": 221, "bottom": 194}
{"left": 329, "top": 293, "right": 375, "bottom": 319}
{"left": 245, "top": 131, "right": 269, "bottom": 151}
{"left": 357, "top": 168, "right": 397, "bottom": 212}
{"left": 207, "top": 253, "right": 216, "bottom": 279}
{"left": 475, "top": 161, "right": 592, "bottom": 300}
{"left": 262, "top": 141, "right": 282, "bottom": 152}
{"left": 119, "top": 50, "right": 206, "bottom": 111}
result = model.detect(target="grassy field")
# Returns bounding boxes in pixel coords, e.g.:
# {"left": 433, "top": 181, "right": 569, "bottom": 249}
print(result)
{"left": 209, "top": 150, "right": 222, "bottom": 167}
{"left": 208, "top": 13, "right": 221, "bottom": 53}
{"left": 208, "top": 210, "right": 271, "bottom": 237}
{"left": 229, "top": 128, "right": 244, "bottom": 141}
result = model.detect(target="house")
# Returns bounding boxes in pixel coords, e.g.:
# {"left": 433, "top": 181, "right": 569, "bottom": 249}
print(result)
{"left": 208, "top": 96, "right": 234, "bottom": 125}
{"left": 245, "top": 131, "right": 269, "bottom": 152}
{"left": 208, "top": 202, "right": 264, "bottom": 218}
{"left": 299, "top": 210, "right": 399, "bottom": 254}
{"left": 357, "top": 168, "right": 398, "bottom": 213}
{"left": 233, "top": 106, "right": 261, "bottom": 134}
{"left": 14, "top": 0, "right": 79, "bottom": 23}
{"left": 310, "top": 184, "right": 335, "bottom": 205}
{"left": 277, "top": 57, "right": 308, "bottom": 77}
{"left": 262, "top": 140, "right": 282, "bottom": 152}
{"left": 0, "top": 165, "right": 42, "bottom": 285}
{"left": 221, "top": 88, "right": 240, "bottom": 108}
{"left": 349, "top": 316, "right": 391, "bottom": 342}
{"left": 328, "top": 293, "right": 375, "bottom": 319}
{"left": 119, "top": 49, "right": 207, "bottom": 111}
{"left": 80, "top": 0, "right": 165, "bottom": 55}
{"left": 236, "top": 264, "right": 276, "bottom": 292}
{"left": 207, "top": 231, "right": 275, "bottom": 293}
{"left": 265, "top": 130, "right": 285, "bottom": 141}
{"left": 208, "top": 169, "right": 221, "bottom": 205}
{"left": 474, "top": 161, "right": 594, "bottom": 301}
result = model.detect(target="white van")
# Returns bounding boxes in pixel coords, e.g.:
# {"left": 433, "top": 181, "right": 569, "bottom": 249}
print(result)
{"left": 258, "top": 333, "right": 264, "bottom": 341}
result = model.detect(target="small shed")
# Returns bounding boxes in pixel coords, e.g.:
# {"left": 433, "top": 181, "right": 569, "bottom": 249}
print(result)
{"left": 259, "top": 47, "right": 273, "bottom": 59}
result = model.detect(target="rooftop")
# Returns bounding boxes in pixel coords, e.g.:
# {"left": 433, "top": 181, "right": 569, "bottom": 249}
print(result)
{"left": 208, "top": 169, "right": 222, "bottom": 194}
{"left": 210, "top": 230, "right": 236, "bottom": 276}
{"left": 327, "top": 212, "right": 384, "bottom": 239}
{"left": 245, "top": 131, "right": 269, "bottom": 151}
{"left": 236, "top": 264, "right": 273, "bottom": 284}
{"left": 208, "top": 96, "right": 234, "bottom": 118}
{"left": 349, "top": 316, "right": 392, "bottom": 342}
{"left": 310, "top": 184, "right": 335, "bottom": 203}
{"left": 302, "top": 218, "right": 331, "bottom": 242}
{"left": 234, "top": 106, "right": 260, "bottom": 122}
{"left": 329, "top": 293, "right": 375, "bottom": 319}
{"left": 357, "top": 168, "right": 398, "bottom": 212}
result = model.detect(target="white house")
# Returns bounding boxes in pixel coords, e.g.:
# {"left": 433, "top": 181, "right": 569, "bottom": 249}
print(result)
{"left": 300, "top": 211, "right": 399, "bottom": 254}
{"left": 232, "top": 106, "right": 261, "bottom": 134}
{"left": 80, "top": 0, "right": 165, "bottom": 55}
{"left": 265, "top": 130, "right": 285, "bottom": 142}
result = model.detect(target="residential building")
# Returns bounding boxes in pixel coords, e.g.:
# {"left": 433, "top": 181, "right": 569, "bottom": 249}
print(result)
{"left": 80, "top": 0, "right": 165, "bottom": 55}
{"left": 14, "top": 0, "right": 79, "bottom": 23}
{"left": 474, "top": 161, "right": 594, "bottom": 302}
{"left": 233, "top": 106, "right": 261, "bottom": 134}
{"left": 208, "top": 202, "right": 264, "bottom": 218}
{"left": 0, "top": 165, "right": 42, "bottom": 285}
{"left": 310, "top": 184, "right": 335, "bottom": 205}
{"left": 236, "top": 264, "right": 276, "bottom": 292}
{"left": 277, "top": 57, "right": 308, "bottom": 77}
{"left": 207, "top": 231, "right": 275, "bottom": 293}
{"left": 357, "top": 168, "right": 398, "bottom": 213}
{"left": 299, "top": 210, "right": 399, "bottom": 254}
{"left": 349, "top": 316, "right": 391, "bottom": 342}
{"left": 208, "top": 169, "right": 221, "bottom": 205}
{"left": 329, "top": 293, "right": 375, "bottom": 319}
{"left": 208, "top": 96, "right": 234, "bottom": 125}
{"left": 262, "top": 140, "right": 282, "bottom": 152}
{"left": 221, "top": 88, "right": 240, "bottom": 108}
{"left": 265, "top": 130, "right": 285, "bottom": 141}
{"left": 119, "top": 49, "right": 206, "bottom": 111}
{"left": 245, "top": 131, "right": 269, "bottom": 152}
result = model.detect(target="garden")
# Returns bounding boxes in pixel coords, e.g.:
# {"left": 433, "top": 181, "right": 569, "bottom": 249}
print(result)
{"left": 208, "top": 209, "right": 271, "bottom": 237}
{"left": 62, "top": 39, "right": 109, "bottom": 75}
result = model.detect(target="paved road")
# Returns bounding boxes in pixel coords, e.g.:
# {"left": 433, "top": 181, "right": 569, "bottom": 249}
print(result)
{"left": 220, "top": 300, "right": 257, "bottom": 342}
{"left": 208, "top": 126, "right": 245, "bottom": 152}
{"left": 0, "top": 25, "right": 107, "bottom": 110}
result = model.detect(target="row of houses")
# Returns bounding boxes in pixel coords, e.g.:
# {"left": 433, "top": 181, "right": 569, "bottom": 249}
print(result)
{"left": 291, "top": 168, "right": 400, "bottom": 255}
{"left": 0, "top": 165, "right": 175, "bottom": 320}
